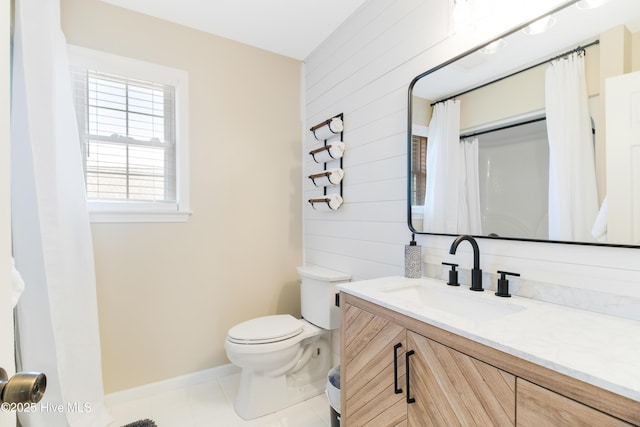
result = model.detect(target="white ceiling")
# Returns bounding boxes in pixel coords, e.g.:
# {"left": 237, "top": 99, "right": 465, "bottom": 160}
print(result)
{"left": 99, "top": 0, "right": 368, "bottom": 60}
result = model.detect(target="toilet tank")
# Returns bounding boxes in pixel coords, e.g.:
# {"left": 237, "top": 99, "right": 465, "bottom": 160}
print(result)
{"left": 297, "top": 265, "right": 351, "bottom": 330}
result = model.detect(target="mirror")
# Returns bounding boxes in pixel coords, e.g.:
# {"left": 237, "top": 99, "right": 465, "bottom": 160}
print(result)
{"left": 408, "top": 0, "right": 640, "bottom": 247}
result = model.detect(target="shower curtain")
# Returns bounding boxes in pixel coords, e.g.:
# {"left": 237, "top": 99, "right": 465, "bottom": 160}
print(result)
{"left": 545, "top": 52, "right": 599, "bottom": 241}
{"left": 423, "top": 101, "right": 482, "bottom": 234}
{"left": 10, "top": 0, "right": 111, "bottom": 426}
{"left": 424, "top": 100, "right": 461, "bottom": 233}
{"left": 458, "top": 138, "right": 482, "bottom": 235}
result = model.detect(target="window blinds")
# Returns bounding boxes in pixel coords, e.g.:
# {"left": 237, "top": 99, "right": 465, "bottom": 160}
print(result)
{"left": 72, "top": 69, "right": 177, "bottom": 203}
{"left": 411, "top": 135, "right": 427, "bottom": 206}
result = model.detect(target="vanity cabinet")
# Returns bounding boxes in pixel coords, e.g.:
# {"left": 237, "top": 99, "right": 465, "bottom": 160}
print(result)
{"left": 341, "top": 301, "right": 515, "bottom": 426}
{"left": 340, "top": 293, "right": 639, "bottom": 426}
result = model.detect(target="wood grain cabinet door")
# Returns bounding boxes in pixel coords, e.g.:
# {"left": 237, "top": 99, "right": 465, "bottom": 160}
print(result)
{"left": 406, "top": 331, "right": 516, "bottom": 427}
{"left": 516, "top": 379, "right": 633, "bottom": 426}
{"left": 342, "top": 303, "right": 408, "bottom": 426}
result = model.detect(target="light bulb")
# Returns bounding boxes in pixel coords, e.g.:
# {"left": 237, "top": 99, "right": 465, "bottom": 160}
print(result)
{"left": 576, "top": 0, "right": 611, "bottom": 9}
{"left": 479, "top": 39, "right": 505, "bottom": 54}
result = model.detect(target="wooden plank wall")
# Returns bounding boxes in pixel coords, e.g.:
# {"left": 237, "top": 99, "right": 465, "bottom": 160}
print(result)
{"left": 302, "top": 0, "right": 640, "bottom": 303}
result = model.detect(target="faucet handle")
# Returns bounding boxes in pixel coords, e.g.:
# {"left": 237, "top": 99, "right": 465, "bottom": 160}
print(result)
{"left": 495, "top": 270, "right": 520, "bottom": 298}
{"left": 442, "top": 262, "right": 459, "bottom": 286}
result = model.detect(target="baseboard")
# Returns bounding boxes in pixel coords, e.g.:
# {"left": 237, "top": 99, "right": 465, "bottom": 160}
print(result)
{"left": 104, "top": 364, "right": 240, "bottom": 405}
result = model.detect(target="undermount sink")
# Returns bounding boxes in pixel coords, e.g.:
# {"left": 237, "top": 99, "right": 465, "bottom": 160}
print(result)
{"left": 381, "top": 283, "right": 526, "bottom": 321}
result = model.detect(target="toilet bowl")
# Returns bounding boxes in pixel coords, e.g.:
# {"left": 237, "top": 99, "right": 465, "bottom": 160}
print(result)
{"left": 225, "top": 315, "right": 325, "bottom": 377}
{"left": 224, "top": 266, "right": 350, "bottom": 420}
{"left": 224, "top": 315, "right": 330, "bottom": 419}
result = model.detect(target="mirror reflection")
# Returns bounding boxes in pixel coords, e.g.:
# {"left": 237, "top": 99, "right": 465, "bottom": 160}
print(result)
{"left": 409, "top": 0, "right": 640, "bottom": 246}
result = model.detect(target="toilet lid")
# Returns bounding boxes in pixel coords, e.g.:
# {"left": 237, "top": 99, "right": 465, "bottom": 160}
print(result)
{"left": 227, "top": 314, "right": 303, "bottom": 344}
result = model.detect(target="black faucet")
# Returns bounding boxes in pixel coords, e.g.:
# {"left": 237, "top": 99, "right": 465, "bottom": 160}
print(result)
{"left": 449, "top": 235, "right": 483, "bottom": 291}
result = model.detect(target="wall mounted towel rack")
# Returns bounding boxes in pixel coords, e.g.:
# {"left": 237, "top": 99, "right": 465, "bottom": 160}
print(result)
{"left": 308, "top": 194, "right": 343, "bottom": 211}
{"left": 308, "top": 113, "right": 345, "bottom": 211}
{"left": 310, "top": 115, "right": 344, "bottom": 140}
{"left": 309, "top": 142, "right": 345, "bottom": 163}
{"left": 308, "top": 169, "right": 344, "bottom": 187}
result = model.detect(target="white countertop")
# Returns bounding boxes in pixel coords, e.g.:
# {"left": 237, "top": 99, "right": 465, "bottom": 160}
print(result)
{"left": 337, "top": 276, "right": 640, "bottom": 402}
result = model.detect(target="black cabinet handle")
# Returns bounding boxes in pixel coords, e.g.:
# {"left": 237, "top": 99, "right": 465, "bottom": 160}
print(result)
{"left": 393, "top": 343, "right": 403, "bottom": 394}
{"left": 406, "top": 350, "right": 415, "bottom": 404}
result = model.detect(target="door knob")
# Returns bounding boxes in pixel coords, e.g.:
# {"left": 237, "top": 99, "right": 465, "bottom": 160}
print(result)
{"left": 0, "top": 367, "right": 46, "bottom": 404}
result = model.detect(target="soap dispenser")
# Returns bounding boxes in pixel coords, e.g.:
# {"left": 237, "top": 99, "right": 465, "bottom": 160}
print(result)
{"left": 404, "top": 234, "right": 422, "bottom": 278}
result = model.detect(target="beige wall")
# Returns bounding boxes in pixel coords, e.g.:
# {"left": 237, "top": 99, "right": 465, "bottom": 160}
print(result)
{"left": 61, "top": 0, "right": 303, "bottom": 393}
{"left": 451, "top": 44, "right": 600, "bottom": 132}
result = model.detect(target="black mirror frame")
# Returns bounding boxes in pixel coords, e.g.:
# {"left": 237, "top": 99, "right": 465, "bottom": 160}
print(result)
{"left": 406, "top": 0, "right": 639, "bottom": 249}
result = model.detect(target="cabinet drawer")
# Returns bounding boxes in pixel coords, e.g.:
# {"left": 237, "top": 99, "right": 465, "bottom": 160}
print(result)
{"left": 517, "top": 379, "right": 633, "bottom": 426}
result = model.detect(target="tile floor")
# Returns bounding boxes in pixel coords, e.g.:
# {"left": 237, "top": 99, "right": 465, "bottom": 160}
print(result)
{"left": 106, "top": 371, "right": 333, "bottom": 427}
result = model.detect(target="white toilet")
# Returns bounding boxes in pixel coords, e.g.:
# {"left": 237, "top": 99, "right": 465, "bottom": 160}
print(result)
{"left": 224, "top": 265, "right": 350, "bottom": 420}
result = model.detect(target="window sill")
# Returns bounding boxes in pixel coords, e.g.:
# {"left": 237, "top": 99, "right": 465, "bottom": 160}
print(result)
{"left": 89, "top": 210, "right": 191, "bottom": 223}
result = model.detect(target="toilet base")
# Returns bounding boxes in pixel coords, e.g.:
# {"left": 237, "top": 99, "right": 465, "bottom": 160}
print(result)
{"left": 233, "top": 368, "right": 326, "bottom": 420}
{"left": 232, "top": 333, "right": 331, "bottom": 420}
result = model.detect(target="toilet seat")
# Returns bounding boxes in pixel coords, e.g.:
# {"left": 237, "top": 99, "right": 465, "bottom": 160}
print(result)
{"left": 227, "top": 314, "right": 303, "bottom": 344}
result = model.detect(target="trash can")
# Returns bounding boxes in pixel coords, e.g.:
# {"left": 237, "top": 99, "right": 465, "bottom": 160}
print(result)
{"left": 326, "top": 365, "right": 340, "bottom": 427}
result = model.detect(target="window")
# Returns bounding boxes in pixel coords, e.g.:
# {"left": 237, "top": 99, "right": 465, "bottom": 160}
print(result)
{"left": 82, "top": 71, "right": 175, "bottom": 202}
{"left": 411, "top": 135, "right": 428, "bottom": 206}
{"left": 69, "top": 46, "right": 190, "bottom": 222}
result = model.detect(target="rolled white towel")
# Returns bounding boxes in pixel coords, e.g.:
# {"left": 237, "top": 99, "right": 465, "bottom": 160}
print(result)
{"left": 309, "top": 193, "right": 343, "bottom": 211}
{"left": 313, "top": 117, "right": 343, "bottom": 141}
{"left": 309, "top": 141, "right": 345, "bottom": 163}
{"left": 308, "top": 168, "right": 344, "bottom": 187}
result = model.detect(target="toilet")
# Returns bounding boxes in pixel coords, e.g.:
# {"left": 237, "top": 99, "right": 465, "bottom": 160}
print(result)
{"left": 224, "top": 265, "right": 351, "bottom": 420}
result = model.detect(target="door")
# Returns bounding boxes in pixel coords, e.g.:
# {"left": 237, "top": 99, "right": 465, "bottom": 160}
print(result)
{"left": 1, "top": 0, "right": 17, "bottom": 426}
{"left": 605, "top": 71, "right": 640, "bottom": 244}
{"left": 407, "top": 331, "right": 515, "bottom": 426}
{"left": 342, "top": 303, "right": 408, "bottom": 426}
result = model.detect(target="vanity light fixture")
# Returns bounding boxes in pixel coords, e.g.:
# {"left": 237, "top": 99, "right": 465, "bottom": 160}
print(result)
{"left": 576, "top": 0, "right": 611, "bottom": 9}
{"left": 479, "top": 38, "right": 505, "bottom": 54}
{"left": 522, "top": 15, "right": 556, "bottom": 35}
